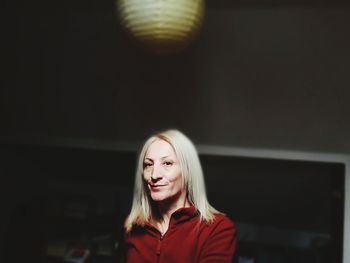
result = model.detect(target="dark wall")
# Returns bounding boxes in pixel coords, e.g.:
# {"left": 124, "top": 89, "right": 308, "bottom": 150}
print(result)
{"left": 2, "top": 1, "right": 350, "bottom": 153}
{"left": 0, "top": 143, "right": 134, "bottom": 262}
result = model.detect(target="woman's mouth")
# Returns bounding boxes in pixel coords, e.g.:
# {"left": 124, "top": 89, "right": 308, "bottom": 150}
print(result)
{"left": 149, "top": 184, "right": 166, "bottom": 191}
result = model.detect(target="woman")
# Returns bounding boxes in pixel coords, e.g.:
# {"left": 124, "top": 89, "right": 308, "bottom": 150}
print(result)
{"left": 121, "top": 129, "right": 237, "bottom": 262}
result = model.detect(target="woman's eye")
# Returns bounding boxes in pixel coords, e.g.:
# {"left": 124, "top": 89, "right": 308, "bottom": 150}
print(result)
{"left": 164, "top": 161, "right": 173, "bottom": 166}
{"left": 144, "top": 163, "right": 152, "bottom": 168}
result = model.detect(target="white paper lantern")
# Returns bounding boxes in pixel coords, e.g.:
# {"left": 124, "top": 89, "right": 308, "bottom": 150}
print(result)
{"left": 117, "top": 0, "right": 205, "bottom": 54}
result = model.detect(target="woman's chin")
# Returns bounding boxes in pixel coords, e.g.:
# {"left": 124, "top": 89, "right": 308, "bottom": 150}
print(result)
{"left": 150, "top": 192, "right": 183, "bottom": 206}
{"left": 150, "top": 193, "right": 168, "bottom": 202}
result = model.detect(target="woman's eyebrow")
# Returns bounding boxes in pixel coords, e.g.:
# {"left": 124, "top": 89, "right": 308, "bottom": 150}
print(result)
{"left": 145, "top": 156, "right": 172, "bottom": 161}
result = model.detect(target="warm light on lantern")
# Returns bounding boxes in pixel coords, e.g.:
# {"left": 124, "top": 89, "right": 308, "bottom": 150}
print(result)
{"left": 117, "top": 0, "right": 205, "bottom": 55}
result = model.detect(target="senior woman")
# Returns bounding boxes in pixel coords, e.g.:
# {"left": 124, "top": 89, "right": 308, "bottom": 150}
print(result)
{"left": 120, "top": 129, "right": 237, "bottom": 262}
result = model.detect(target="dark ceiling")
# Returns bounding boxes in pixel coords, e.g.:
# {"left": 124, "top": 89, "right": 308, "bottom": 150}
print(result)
{"left": 2, "top": 0, "right": 350, "bottom": 153}
{"left": 208, "top": 0, "right": 350, "bottom": 7}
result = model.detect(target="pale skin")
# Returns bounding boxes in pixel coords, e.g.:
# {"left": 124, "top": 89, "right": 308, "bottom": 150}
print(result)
{"left": 143, "top": 139, "right": 191, "bottom": 235}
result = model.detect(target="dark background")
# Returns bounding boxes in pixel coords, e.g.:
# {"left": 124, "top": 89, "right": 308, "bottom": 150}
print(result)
{"left": 0, "top": 143, "right": 345, "bottom": 262}
{"left": 2, "top": 0, "right": 350, "bottom": 153}
{"left": 1, "top": 0, "right": 349, "bottom": 262}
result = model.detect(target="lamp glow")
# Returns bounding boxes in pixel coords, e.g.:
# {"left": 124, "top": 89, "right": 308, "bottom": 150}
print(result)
{"left": 117, "top": 0, "right": 205, "bottom": 54}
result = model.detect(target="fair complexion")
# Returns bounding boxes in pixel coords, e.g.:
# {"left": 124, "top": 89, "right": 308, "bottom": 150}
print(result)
{"left": 143, "top": 139, "right": 190, "bottom": 235}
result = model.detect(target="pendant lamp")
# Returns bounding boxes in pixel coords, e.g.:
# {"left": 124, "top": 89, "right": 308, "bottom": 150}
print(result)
{"left": 117, "top": 0, "right": 205, "bottom": 55}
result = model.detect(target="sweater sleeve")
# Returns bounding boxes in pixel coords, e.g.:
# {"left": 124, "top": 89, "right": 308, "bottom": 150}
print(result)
{"left": 198, "top": 215, "right": 237, "bottom": 263}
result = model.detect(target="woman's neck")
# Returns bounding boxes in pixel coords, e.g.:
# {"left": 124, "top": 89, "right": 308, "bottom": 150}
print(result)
{"left": 153, "top": 192, "right": 191, "bottom": 235}
{"left": 159, "top": 196, "right": 190, "bottom": 220}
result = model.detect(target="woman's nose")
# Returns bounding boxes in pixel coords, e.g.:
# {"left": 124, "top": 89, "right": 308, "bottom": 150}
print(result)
{"left": 151, "top": 165, "right": 162, "bottom": 180}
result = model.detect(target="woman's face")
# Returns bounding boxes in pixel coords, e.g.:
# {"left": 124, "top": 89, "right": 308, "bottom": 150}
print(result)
{"left": 143, "top": 139, "right": 185, "bottom": 204}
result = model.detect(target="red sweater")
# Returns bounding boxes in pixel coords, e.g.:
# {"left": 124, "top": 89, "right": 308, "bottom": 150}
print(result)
{"left": 123, "top": 206, "right": 237, "bottom": 263}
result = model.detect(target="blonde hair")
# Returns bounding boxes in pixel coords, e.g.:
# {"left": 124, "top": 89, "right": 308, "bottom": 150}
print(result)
{"left": 125, "top": 129, "right": 218, "bottom": 232}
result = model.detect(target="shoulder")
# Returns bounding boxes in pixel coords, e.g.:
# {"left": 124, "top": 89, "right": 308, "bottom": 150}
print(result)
{"left": 199, "top": 212, "right": 236, "bottom": 239}
{"left": 210, "top": 213, "right": 236, "bottom": 230}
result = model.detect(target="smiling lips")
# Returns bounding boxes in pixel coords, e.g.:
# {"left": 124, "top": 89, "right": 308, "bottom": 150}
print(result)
{"left": 149, "top": 184, "right": 166, "bottom": 191}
